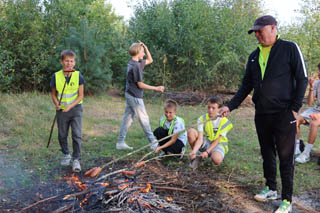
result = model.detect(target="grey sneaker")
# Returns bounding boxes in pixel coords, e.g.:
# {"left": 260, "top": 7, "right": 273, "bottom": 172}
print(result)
{"left": 254, "top": 186, "right": 277, "bottom": 202}
{"left": 72, "top": 159, "right": 81, "bottom": 172}
{"left": 116, "top": 143, "right": 133, "bottom": 150}
{"left": 275, "top": 200, "right": 292, "bottom": 213}
{"left": 60, "top": 154, "right": 71, "bottom": 166}
{"left": 189, "top": 157, "right": 200, "bottom": 170}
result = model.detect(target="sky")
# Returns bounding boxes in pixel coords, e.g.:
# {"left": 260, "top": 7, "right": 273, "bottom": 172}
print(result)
{"left": 108, "top": 0, "right": 302, "bottom": 25}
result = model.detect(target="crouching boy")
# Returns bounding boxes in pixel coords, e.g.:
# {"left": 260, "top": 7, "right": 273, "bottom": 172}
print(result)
{"left": 153, "top": 99, "right": 187, "bottom": 156}
{"left": 188, "top": 96, "right": 233, "bottom": 169}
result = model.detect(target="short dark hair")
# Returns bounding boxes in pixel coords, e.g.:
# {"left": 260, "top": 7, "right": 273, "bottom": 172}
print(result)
{"left": 61, "top": 50, "right": 76, "bottom": 60}
{"left": 164, "top": 99, "right": 178, "bottom": 111}
{"left": 207, "top": 96, "right": 223, "bottom": 108}
{"left": 318, "top": 63, "right": 320, "bottom": 70}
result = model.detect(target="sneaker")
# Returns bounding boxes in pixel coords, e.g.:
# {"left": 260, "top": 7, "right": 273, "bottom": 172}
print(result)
{"left": 60, "top": 154, "right": 71, "bottom": 166}
{"left": 189, "top": 157, "right": 200, "bottom": 170}
{"left": 275, "top": 200, "right": 292, "bottom": 213}
{"left": 295, "top": 152, "right": 310, "bottom": 163}
{"left": 180, "top": 147, "right": 185, "bottom": 159}
{"left": 294, "top": 147, "right": 301, "bottom": 157}
{"left": 116, "top": 143, "right": 133, "bottom": 150}
{"left": 72, "top": 159, "right": 81, "bottom": 172}
{"left": 254, "top": 186, "right": 277, "bottom": 202}
{"left": 150, "top": 142, "right": 158, "bottom": 151}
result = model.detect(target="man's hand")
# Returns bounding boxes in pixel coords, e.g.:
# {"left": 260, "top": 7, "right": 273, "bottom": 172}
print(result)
{"left": 219, "top": 106, "right": 230, "bottom": 117}
{"left": 157, "top": 86, "right": 164, "bottom": 93}
{"left": 55, "top": 104, "right": 61, "bottom": 111}
{"left": 292, "top": 111, "right": 297, "bottom": 119}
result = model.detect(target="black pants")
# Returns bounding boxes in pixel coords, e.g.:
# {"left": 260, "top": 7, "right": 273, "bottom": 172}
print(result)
{"left": 254, "top": 110, "right": 296, "bottom": 202}
{"left": 153, "top": 127, "right": 184, "bottom": 154}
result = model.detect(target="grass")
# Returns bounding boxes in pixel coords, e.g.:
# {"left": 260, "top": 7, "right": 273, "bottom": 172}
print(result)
{"left": 0, "top": 92, "right": 319, "bottom": 196}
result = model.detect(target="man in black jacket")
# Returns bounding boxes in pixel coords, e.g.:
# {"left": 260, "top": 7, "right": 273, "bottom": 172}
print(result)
{"left": 220, "top": 15, "right": 308, "bottom": 213}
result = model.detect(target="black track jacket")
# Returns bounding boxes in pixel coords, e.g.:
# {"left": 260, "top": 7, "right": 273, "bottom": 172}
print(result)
{"left": 227, "top": 38, "right": 308, "bottom": 115}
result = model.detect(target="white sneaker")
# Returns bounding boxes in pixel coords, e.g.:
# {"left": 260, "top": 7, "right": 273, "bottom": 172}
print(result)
{"left": 294, "top": 148, "right": 301, "bottom": 157}
{"left": 254, "top": 186, "right": 277, "bottom": 202}
{"left": 150, "top": 142, "right": 158, "bottom": 151}
{"left": 60, "top": 154, "right": 71, "bottom": 166}
{"left": 116, "top": 143, "right": 133, "bottom": 150}
{"left": 275, "top": 200, "right": 292, "bottom": 213}
{"left": 295, "top": 152, "right": 310, "bottom": 163}
{"left": 72, "top": 159, "right": 81, "bottom": 172}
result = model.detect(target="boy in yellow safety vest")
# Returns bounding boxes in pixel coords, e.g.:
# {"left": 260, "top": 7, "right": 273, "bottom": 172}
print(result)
{"left": 153, "top": 99, "right": 187, "bottom": 156}
{"left": 50, "top": 50, "right": 84, "bottom": 172}
{"left": 188, "top": 96, "right": 233, "bottom": 169}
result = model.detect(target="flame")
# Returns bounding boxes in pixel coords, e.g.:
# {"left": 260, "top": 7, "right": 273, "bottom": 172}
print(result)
{"left": 119, "top": 183, "right": 130, "bottom": 190}
{"left": 142, "top": 202, "right": 154, "bottom": 210}
{"left": 140, "top": 183, "right": 151, "bottom": 193}
{"left": 166, "top": 196, "right": 173, "bottom": 202}
{"left": 100, "top": 182, "right": 109, "bottom": 187}
{"left": 64, "top": 174, "right": 87, "bottom": 191}
{"left": 80, "top": 197, "right": 88, "bottom": 207}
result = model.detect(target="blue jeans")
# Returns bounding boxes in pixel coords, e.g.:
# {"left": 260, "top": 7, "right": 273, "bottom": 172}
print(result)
{"left": 117, "top": 93, "right": 156, "bottom": 144}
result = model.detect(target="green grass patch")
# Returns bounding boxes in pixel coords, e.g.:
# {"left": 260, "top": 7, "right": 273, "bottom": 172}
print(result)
{"left": 0, "top": 92, "right": 319, "bottom": 196}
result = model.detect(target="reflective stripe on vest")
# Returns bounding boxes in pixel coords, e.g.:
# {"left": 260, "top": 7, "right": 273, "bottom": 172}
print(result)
{"left": 55, "top": 70, "right": 82, "bottom": 110}
{"left": 199, "top": 113, "right": 233, "bottom": 143}
{"left": 160, "top": 115, "right": 185, "bottom": 135}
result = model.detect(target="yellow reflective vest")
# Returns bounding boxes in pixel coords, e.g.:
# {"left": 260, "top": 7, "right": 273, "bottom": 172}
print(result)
{"left": 200, "top": 113, "right": 233, "bottom": 144}
{"left": 160, "top": 115, "right": 185, "bottom": 135}
{"left": 55, "top": 70, "right": 82, "bottom": 110}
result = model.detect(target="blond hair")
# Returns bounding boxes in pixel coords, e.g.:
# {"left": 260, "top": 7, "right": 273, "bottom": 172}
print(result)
{"left": 164, "top": 99, "right": 178, "bottom": 111}
{"left": 128, "top": 43, "right": 143, "bottom": 56}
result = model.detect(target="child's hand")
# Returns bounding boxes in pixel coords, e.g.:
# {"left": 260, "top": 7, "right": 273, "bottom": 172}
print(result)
{"left": 201, "top": 151, "right": 208, "bottom": 159}
{"left": 154, "top": 146, "right": 161, "bottom": 153}
{"left": 138, "top": 40, "right": 146, "bottom": 48}
{"left": 189, "top": 151, "right": 196, "bottom": 160}
{"left": 157, "top": 86, "right": 164, "bottom": 93}
{"left": 309, "top": 76, "right": 315, "bottom": 88}
{"left": 63, "top": 105, "right": 72, "bottom": 112}
{"left": 310, "top": 113, "right": 320, "bottom": 120}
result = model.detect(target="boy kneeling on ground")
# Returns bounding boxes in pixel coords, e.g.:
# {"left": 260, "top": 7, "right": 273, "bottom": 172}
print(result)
{"left": 188, "top": 96, "right": 233, "bottom": 169}
{"left": 153, "top": 99, "right": 187, "bottom": 157}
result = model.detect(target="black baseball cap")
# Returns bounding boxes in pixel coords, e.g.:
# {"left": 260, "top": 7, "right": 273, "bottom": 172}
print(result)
{"left": 248, "top": 15, "right": 277, "bottom": 34}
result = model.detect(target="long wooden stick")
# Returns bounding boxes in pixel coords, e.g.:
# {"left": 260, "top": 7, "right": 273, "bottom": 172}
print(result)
{"left": 21, "top": 195, "right": 59, "bottom": 212}
{"left": 98, "top": 116, "right": 218, "bottom": 172}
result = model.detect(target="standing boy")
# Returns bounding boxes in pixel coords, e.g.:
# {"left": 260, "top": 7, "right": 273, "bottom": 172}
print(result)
{"left": 188, "top": 96, "right": 233, "bottom": 169}
{"left": 117, "top": 41, "right": 164, "bottom": 150}
{"left": 153, "top": 99, "right": 187, "bottom": 156}
{"left": 50, "top": 50, "right": 84, "bottom": 172}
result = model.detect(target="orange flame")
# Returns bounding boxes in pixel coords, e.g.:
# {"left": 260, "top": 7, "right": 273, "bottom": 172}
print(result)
{"left": 64, "top": 174, "right": 87, "bottom": 191}
{"left": 100, "top": 182, "right": 109, "bottom": 187}
{"left": 80, "top": 197, "right": 88, "bottom": 207}
{"left": 142, "top": 202, "right": 154, "bottom": 210}
{"left": 140, "top": 183, "right": 151, "bottom": 193}
{"left": 119, "top": 183, "right": 130, "bottom": 190}
{"left": 166, "top": 196, "right": 173, "bottom": 202}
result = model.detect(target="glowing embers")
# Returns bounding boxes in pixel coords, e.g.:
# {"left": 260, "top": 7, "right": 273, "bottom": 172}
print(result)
{"left": 64, "top": 174, "right": 87, "bottom": 191}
